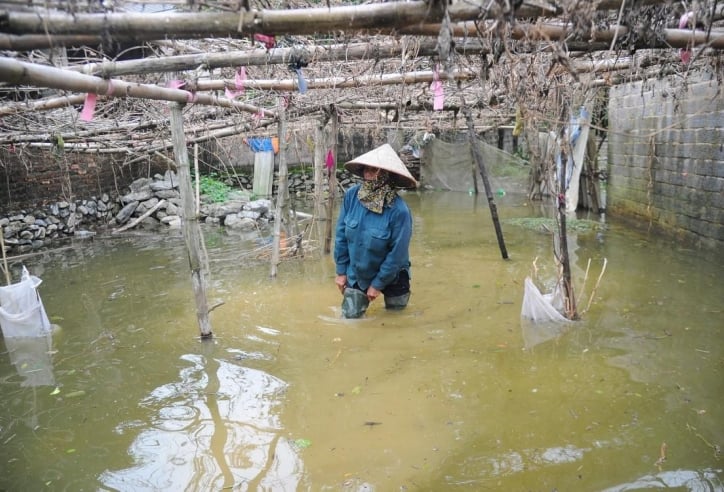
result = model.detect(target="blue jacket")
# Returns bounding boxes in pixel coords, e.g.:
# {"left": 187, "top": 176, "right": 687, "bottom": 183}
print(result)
{"left": 334, "top": 184, "right": 412, "bottom": 291}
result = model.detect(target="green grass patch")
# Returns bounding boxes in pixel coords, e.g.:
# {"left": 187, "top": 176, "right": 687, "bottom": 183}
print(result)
{"left": 505, "top": 217, "right": 605, "bottom": 233}
{"left": 196, "top": 173, "right": 232, "bottom": 203}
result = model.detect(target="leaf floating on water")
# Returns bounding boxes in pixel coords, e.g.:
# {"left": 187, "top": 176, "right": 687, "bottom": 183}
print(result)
{"left": 64, "top": 390, "right": 86, "bottom": 399}
{"left": 66, "top": 448, "right": 76, "bottom": 454}
{"left": 50, "top": 387, "right": 60, "bottom": 396}
{"left": 351, "top": 386, "right": 361, "bottom": 395}
{"left": 294, "top": 438, "right": 312, "bottom": 449}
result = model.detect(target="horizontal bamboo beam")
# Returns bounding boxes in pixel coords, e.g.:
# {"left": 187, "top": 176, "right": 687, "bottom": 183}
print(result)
{"left": 0, "top": 93, "right": 85, "bottom": 116}
{"left": 3, "top": 19, "right": 721, "bottom": 56}
{"left": 190, "top": 69, "right": 477, "bottom": 92}
{"left": 0, "top": 109, "right": 228, "bottom": 143}
{"left": 0, "top": 0, "right": 675, "bottom": 41}
{"left": 336, "top": 99, "right": 489, "bottom": 112}
{"left": 66, "top": 39, "right": 487, "bottom": 77}
{"left": 0, "top": 56, "right": 276, "bottom": 117}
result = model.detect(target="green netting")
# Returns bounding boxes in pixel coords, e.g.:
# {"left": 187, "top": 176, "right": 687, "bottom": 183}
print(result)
{"left": 420, "top": 137, "right": 529, "bottom": 193}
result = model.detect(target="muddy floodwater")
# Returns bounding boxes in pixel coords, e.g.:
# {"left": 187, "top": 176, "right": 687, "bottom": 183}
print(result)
{"left": 1, "top": 191, "right": 722, "bottom": 491}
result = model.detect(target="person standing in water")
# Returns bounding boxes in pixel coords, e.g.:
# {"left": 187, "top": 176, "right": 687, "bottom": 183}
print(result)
{"left": 334, "top": 143, "right": 417, "bottom": 318}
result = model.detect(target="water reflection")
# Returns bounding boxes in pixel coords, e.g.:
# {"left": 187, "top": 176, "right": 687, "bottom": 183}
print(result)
{"left": 602, "top": 469, "right": 723, "bottom": 491}
{"left": 99, "top": 350, "right": 302, "bottom": 490}
{"left": 0, "top": 192, "right": 721, "bottom": 491}
{"left": 3, "top": 334, "right": 55, "bottom": 387}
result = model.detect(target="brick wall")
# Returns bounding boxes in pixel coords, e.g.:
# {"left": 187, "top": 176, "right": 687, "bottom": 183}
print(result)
{"left": 0, "top": 147, "right": 170, "bottom": 213}
{"left": 607, "top": 69, "right": 723, "bottom": 250}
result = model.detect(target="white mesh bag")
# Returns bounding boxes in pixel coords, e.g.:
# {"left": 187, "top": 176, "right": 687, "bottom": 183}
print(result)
{"left": 520, "top": 276, "right": 571, "bottom": 349}
{"left": 0, "top": 266, "right": 52, "bottom": 338}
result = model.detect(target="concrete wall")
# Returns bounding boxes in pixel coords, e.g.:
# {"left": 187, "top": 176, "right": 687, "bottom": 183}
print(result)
{"left": 607, "top": 69, "right": 723, "bottom": 250}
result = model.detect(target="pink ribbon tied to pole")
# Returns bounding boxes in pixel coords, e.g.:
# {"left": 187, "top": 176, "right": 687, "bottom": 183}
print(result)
{"left": 167, "top": 79, "right": 185, "bottom": 90}
{"left": 79, "top": 93, "right": 97, "bottom": 122}
{"left": 431, "top": 66, "right": 444, "bottom": 111}
{"left": 253, "top": 34, "right": 276, "bottom": 49}
{"left": 679, "top": 11, "right": 694, "bottom": 65}
{"left": 325, "top": 149, "right": 335, "bottom": 171}
{"left": 225, "top": 67, "right": 247, "bottom": 99}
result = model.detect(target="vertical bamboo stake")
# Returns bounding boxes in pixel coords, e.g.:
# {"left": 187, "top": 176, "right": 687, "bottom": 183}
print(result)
{"left": 0, "top": 226, "right": 10, "bottom": 285}
{"left": 270, "top": 101, "right": 288, "bottom": 278}
{"left": 169, "top": 102, "right": 212, "bottom": 338}
{"left": 323, "top": 109, "right": 338, "bottom": 254}
{"left": 462, "top": 106, "right": 508, "bottom": 260}
{"left": 556, "top": 110, "right": 578, "bottom": 320}
{"left": 313, "top": 119, "right": 326, "bottom": 225}
{"left": 194, "top": 142, "right": 200, "bottom": 216}
{"left": 557, "top": 144, "right": 578, "bottom": 320}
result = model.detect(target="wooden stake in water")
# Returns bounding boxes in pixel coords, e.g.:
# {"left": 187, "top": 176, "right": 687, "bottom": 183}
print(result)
{"left": 169, "top": 102, "right": 212, "bottom": 339}
{"left": 556, "top": 117, "right": 578, "bottom": 320}
{"left": 0, "top": 226, "right": 10, "bottom": 285}
{"left": 271, "top": 102, "right": 289, "bottom": 278}
{"left": 324, "top": 109, "right": 338, "bottom": 255}
{"left": 462, "top": 105, "right": 508, "bottom": 260}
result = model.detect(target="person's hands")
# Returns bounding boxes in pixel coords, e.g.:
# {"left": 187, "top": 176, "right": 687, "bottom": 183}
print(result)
{"left": 335, "top": 275, "right": 348, "bottom": 294}
{"left": 366, "top": 286, "right": 381, "bottom": 302}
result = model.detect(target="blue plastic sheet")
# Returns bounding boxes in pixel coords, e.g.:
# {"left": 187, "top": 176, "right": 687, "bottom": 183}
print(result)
{"left": 246, "top": 137, "right": 274, "bottom": 153}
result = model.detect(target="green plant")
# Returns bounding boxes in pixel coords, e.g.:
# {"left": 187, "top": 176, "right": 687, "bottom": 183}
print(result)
{"left": 196, "top": 174, "right": 231, "bottom": 203}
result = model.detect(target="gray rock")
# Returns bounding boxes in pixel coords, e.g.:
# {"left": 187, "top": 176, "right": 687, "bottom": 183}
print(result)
{"left": 202, "top": 200, "right": 246, "bottom": 219}
{"left": 225, "top": 214, "right": 257, "bottom": 230}
{"left": 121, "top": 188, "right": 153, "bottom": 204}
{"left": 116, "top": 201, "right": 139, "bottom": 224}
{"left": 161, "top": 215, "right": 181, "bottom": 228}
{"left": 240, "top": 210, "right": 261, "bottom": 220}
{"left": 136, "top": 197, "right": 159, "bottom": 215}
{"left": 129, "top": 177, "right": 152, "bottom": 192}
{"left": 165, "top": 202, "right": 179, "bottom": 216}
{"left": 154, "top": 189, "right": 180, "bottom": 200}
{"left": 150, "top": 180, "right": 176, "bottom": 192}
{"left": 244, "top": 199, "right": 272, "bottom": 215}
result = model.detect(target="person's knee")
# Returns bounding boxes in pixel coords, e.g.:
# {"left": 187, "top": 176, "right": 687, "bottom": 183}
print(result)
{"left": 384, "top": 292, "right": 410, "bottom": 310}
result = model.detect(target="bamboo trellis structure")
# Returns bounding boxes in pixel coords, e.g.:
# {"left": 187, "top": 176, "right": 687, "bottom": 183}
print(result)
{"left": 0, "top": 0, "right": 722, "bottom": 327}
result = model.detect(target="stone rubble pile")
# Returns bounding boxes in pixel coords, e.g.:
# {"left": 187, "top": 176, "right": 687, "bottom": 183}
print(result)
{"left": 1, "top": 169, "right": 360, "bottom": 255}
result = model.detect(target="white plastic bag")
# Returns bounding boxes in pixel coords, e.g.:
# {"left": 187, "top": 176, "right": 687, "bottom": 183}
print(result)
{"left": 520, "top": 276, "right": 571, "bottom": 349}
{"left": 0, "top": 266, "right": 52, "bottom": 338}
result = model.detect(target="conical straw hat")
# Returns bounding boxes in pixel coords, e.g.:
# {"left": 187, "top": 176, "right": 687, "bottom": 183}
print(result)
{"left": 344, "top": 143, "right": 418, "bottom": 188}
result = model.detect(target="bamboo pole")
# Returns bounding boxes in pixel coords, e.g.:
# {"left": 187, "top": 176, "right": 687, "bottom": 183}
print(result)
{"left": 323, "top": 109, "right": 338, "bottom": 255}
{"left": 0, "top": 57, "right": 277, "bottom": 118}
{"left": 0, "top": 0, "right": 675, "bottom": 40}
{"left": 313, "top": 118, "right": 326, "bottom": 225}
{"left": 0, "top": 3, "right": 455, "bottom": 38}
{"left": 270, "top": 100, "right": 288, "bottom": 278}
{"left": 192, "top": 69, "right": 477, "bottom": 92}
{"left": 64, "top": 40, "right": 487, "bottom": 78}
{"left": 2, "top": 6, "right": 722, "bottom": 51}
{"left": 0, "top": 69, "right": 479, "bottom": 119}
{"left": 194, "top": 143, "right": 200, "bottom": 216}
{"left": 555, "top": 114, "right": 578, "bottom": 320}
{"left": 0, "top": 33, "right": 101, "bottom": 51}
{"left": 462, "top": 105, "right": 508, "bottom": 260}
{"left": 169, "top": 102, "right": 213, "bottom": 338}
{"left": 0, "top": 94, "right": 85, "bottom": 117}
{"left": 0, "top": 226, "right": 10, "bottom": 285}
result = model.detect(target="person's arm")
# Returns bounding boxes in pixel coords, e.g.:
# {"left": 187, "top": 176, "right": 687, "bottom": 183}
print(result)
{"left": 334, "top": 189, "right": 351, "bottom": 281}
{"left": 370, "top": 203, "right": 412, "bottom": 291}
